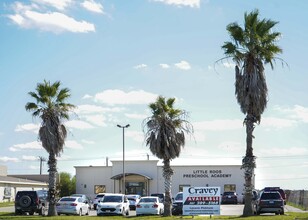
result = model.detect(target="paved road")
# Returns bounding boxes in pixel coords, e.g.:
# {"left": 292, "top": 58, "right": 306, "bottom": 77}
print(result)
{"left": 1, "top": 205, "right": 305, "bottom": 216}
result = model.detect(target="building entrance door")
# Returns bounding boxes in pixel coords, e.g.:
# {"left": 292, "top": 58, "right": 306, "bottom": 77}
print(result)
{"left": 126, "top": 182, "right": 145, "bottom": 196}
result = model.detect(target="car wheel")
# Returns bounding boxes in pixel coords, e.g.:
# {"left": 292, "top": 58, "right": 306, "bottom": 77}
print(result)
{"left": 79, "top": 208, "right": 82, "bottom": 216}
{"left": 15, "top": 210, "right": 22, "bottom": 215}
{"left": 86, "top": 208, "right": 90, "bottom": 215}
{"left": 126, "top": 209, "right": 129, "bottom": 216}
{"left": 29, "top": 211, "right": 34, "bottom": 215}
{"left": 19, "top": 195, "right": 31, "bottom": 208}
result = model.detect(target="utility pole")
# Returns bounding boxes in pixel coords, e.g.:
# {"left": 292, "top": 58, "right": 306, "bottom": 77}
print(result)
{"left": 38, "top": 156, "right": 46, "bottom": 175}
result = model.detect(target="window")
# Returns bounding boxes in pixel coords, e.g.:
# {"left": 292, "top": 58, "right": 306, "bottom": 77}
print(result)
{"left": 179, "top": 184, "right": 190, "bottom": 192}
{"left": 94, "top": 185, "right": 106, "bottom": 194}
{"left": 224, "top": 184, "right": 236, "bottom": 192}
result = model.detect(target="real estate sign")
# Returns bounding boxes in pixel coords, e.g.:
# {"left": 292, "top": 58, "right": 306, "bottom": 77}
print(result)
{"left": 182, "top": 186, "right": 220, "bottom": 215}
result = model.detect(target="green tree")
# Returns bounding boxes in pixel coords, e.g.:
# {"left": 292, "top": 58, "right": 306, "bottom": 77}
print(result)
{"left": 222, "top": 10, "right": 283, "bottom": 216}
{"left": 25, "top": 80, "right": 75, "bottom": 216}
{"left": 143, "top": 96, "right": 193, "bottom": 216}
{"left": 58, "top": 172, "right": 72, "bottom": 197}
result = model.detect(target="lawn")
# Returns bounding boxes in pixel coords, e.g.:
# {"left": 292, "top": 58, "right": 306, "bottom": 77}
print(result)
{"left": 0, "top": 212, "right": 308, "bottom": 220}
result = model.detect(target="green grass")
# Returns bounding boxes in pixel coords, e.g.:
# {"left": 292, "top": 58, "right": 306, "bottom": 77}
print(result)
{"left": 0, "top": 212, "right": 308, "bottom": 220}
{"left": 0, "top": 202, "right": 14, "bottom": 208}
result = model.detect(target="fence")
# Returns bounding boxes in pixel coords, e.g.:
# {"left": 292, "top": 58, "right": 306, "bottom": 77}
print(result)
{"left": 285, "top": 190, "right": 308, "bottom": 211}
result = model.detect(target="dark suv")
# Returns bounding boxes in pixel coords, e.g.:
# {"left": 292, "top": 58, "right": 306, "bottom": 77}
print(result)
{"left": 15, "top": 190, "right": 48, "bottom": 215}
{"left": 255, "top": 191, "right": 284, "bottom": 215}
{"left": 172, "top": 192, "right": 183, "bottom": 215}
{"left": 221, "top": 191, "right": 238, "bottom": 204}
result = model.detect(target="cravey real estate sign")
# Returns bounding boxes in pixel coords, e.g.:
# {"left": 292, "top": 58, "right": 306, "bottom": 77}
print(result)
{"left": 182, "top": 186, "right": 221, "bottom": 216}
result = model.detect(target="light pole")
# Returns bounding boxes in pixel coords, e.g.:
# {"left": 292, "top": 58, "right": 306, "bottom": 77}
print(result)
{"left": 117, "top": 124, "right": 130, "bottom": 194}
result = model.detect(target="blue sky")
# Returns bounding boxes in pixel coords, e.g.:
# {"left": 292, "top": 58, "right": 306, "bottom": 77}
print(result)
{"left": 0, "top": 0, "right": 307, "bottom": 190}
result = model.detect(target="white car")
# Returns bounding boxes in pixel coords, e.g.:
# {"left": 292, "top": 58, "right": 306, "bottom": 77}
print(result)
{"left": 96, "top": 193, "right": 129, "bottom": 216}
{"left": 56, "top": 196, "right": 90, "bottom": 216}
{"left": 136, "top": 196, "right": 164, "bottom": 216}
{"left": 93, "top": 193, "right": 105, "bottom": 210}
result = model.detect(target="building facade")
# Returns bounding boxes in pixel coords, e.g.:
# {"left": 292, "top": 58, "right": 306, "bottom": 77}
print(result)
{"left": 75, "top": 160, "right": 251, "bottom": 201}
{"left": 0, "top": 166, "right": 48, "bottom": 202}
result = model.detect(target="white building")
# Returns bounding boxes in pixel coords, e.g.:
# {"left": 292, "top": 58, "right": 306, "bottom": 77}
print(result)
{"left": 75, "top": 160, "right": 250, "bottom": 201}
{"left": 0, "top": 166, "right": 48, "bottom": 202}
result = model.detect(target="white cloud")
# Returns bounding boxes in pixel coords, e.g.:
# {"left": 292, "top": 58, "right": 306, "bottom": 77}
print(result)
{"left": 193, "top": 119, "right": 243, "bottom": 131}
{"left": 81, "top": 139, "right": 95, "bottom": 144}
{"left": 9, "top": 141, "right": 42, "bottom": 152}
{"left": 261, "top": 117, "right": 297, "bottom": 129}
{"left": 8, "top": 2, "right": 95, "bottom": 33}
{"left": 22, "top": 155, "right": 39, "bottom": 161}
{"left": 15, "top": 123, "right": 39, "bottom": 133}
{"left": 223, "top": 62, "right": 235, "bottom": 69}
{"left": 32, "top": 0, "right": 72, "bottom": 11}
{"left": 75, "top": 104, "right": 124, "bottom": 114}
{"left": 257, "top": 147, "right": 308, "bottom": 157}
{"left": 153, "top": 0, "right": 200, "bottom": 8}
{"left": 94, "top": 89, "right": 157, "bottom": 105}
{"left": 81, "top": 0, "right": 104, "bottom": 14}
{"left": 217, "top": 141, "right": 243, "bottom": 152}
{"left": 159, "top": 63, "right": 170, "bottom": 69}
{"left": 65, "top": 120, "right": 95, "bottom": 130}
{"left": 126, "top": 131, "right": 144, "bottom": 142}
{"left": 276, "top": 105, "right": 308, "bottom": 123}
{"left": 83, "top": 114, "right": 107, "bottom": 127}
{"left": 125, "top": 113, "right": 148, "bottom": 119}
{"left": 0, "top": 156, "right": 19, "bottom": 162}
{"left": 134, "top": 64, "right": 147, "bottom": 69}
{"left": 174, "top": 60, "right": 191, "bottom": 70}
{"left": 82, "top": 94, "right": 93, "bottom": 99}
{"left": 65, "top": 140, "right": 83, "bottom": 149}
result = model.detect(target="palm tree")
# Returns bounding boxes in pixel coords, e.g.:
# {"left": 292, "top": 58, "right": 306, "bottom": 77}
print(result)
{"left": 222, "top": 10, "right": 283, "bottom": 216}
{"left": 143, "top": 96, "right": 193, "bottom": 216}
{"left": 25, "top": 80, "right": 75, "bottom": 216}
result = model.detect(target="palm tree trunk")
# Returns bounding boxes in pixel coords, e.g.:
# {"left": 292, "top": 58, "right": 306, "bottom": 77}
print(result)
{"left": 162, "top": 159, "right": 173, "bottom": 216}
{"left": 47, "top": 153, "right": 58, "bottom": 216}
{"left": 242, "top": 114, "right": 256, "bottom": 216}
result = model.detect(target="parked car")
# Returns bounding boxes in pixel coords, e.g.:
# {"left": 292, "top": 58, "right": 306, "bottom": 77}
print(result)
{"left": 56, "top": 196, "right": 90, "bottom": 216}
{"left": 263, "top": 187, "right": 286, "bottom": 204}
{"left": 255, "top": 191, "right": 284, "bottom": 215}
{"left": 127, "top": 194, "right": 141, "bottom": 210}
{"left": 150, "top": 193, "right": 165, "bottom": 203}
{"left": 96, "top": 193, "right": 129, "bottom": 216}
{"left": 172, "top": 192, "right": 183, "bottom": 215}
{"left": 93, "top": 193, "right": 105, "bottom": 210}
{"left": 70, "top": 194, "right": 93, "bottom": 209}
{"left": 221, "top": 191, "right": 238, "bottom": 204}
{"left": 15, "top": 190, "right": 48, "bottom": 215}
{"left": 136, "top": 196, "right": 164, "bottom": 216}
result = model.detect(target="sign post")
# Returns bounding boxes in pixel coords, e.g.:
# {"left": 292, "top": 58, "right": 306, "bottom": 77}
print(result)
{"left": 182, "top": 186, "right": 221, "bottom": 216}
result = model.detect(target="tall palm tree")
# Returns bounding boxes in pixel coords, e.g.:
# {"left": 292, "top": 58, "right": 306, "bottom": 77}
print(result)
{"left": 25, "top": 80, "right": 75, "bottom": 216}
{"left": 143, "top": 96, "right": 193, "bottom": 216}
{"left": 222, "top": 10, "right": 283, "bottom": 216}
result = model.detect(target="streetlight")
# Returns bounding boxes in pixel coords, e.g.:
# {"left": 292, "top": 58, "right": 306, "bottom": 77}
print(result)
{"left": 117, "top": 124, "right": 130, "bottom": 194}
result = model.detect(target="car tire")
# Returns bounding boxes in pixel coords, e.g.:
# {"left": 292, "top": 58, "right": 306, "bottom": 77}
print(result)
{"left": 15, "top": 210, "right": 22, "bottom": 215}
{"left": 29, "top": 211, "right": 34, "bottom": 215}
{"left": 19, "top": 195, "right": 31, "bottom": 208}
{"left": 86, "top": 208, "right": 90, "bottom": 215}
{"left": 79, "top": 208, "right": 82, "bottom": 216}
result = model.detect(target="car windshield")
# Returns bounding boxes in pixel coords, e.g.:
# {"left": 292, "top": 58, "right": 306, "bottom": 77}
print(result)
{"left": 140, "top": 198, "right": 157, "bottom": 203}
{"left": 96, "top": 195, "right": 105, "bottom": 198}
{"left": 102, "top": 196, "right": 122, "bottom": 203}
{"left": 175, "top": 193, "right": 183, "bottom": 200}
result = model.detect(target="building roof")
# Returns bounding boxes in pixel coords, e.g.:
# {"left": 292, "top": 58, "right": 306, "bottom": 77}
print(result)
{"left": 0, "top": 175, "right": 48, "bottom": 186}
{"left": 110, "top": 173, "right": 152, "bottom": 180}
